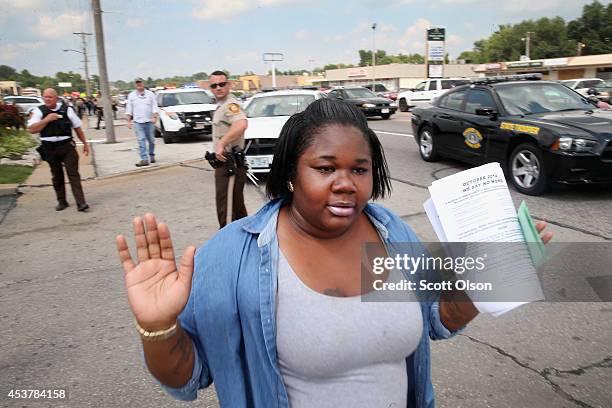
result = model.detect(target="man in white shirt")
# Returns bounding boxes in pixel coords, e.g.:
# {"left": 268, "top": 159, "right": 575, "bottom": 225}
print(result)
{"left": 126, "top": 79, "right": 159, "bottom": 167}
{"left": 28, "top": 88, "right": 90, "bottom": 211}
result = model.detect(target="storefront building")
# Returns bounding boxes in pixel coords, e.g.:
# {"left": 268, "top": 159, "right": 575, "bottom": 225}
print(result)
{"left": 322, "top": 63, "right": 478, "bottom": 90}
{"left": 474, "top": 53, "right": 612, "bottom": 80}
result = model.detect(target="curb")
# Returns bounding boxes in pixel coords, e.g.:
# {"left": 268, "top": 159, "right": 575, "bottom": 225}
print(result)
{"left": 0, "top": 183, "right": 19, "bottom": 197}
{"left": 93, "top": 157, "right": 207, "bottom": 181}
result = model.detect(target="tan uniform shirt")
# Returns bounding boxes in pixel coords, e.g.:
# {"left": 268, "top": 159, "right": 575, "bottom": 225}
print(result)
{"left": 212, "top": 97, "right": 247, "bottom": 151}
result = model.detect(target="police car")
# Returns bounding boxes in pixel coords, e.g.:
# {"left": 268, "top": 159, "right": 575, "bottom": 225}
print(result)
{"left": 243, "top": 89, "right": 326, "bottom": 173}
{"left": 410, "top": 74, "right": 612, "bottom": 195}
{"left": 155, "top": 88, "right": 217, "bottom": 144}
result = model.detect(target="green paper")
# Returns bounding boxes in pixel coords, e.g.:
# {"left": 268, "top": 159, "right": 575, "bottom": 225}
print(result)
{"left": 517, "top": 201, "right": 547, "bottom": 267}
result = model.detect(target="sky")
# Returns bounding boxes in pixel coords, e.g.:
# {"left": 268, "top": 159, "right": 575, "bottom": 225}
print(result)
{"left": 0, "top": 0, "right": 605, "bottom": 81}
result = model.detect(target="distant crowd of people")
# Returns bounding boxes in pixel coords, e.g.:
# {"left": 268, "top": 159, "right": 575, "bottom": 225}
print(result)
{"left": 71, "top": 95, "right": 118, "bottom": 128}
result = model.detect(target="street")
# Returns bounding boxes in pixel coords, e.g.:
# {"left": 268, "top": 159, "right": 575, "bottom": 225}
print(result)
{"left": 0, "top": 112, "right": 611, "bottom": 408}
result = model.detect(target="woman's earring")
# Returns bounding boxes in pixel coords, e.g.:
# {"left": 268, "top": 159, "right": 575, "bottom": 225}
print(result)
{"left": 287, "top": 181, "right": 294, "bottom": 192}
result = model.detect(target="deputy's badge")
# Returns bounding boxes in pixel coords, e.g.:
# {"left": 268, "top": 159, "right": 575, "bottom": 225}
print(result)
{"left": 463, "top": 127, "right": 483, "bottom": 149}
{"left": 228, "top": 103, "right": 240, "bottom": 114}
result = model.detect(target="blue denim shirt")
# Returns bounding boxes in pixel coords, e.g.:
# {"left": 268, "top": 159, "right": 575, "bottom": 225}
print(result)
{"left": 157, "top": 198, "right": 459, "bottom": 407}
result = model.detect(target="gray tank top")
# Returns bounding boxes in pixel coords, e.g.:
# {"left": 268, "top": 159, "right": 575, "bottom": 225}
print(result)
{"left": 276, "top": 251, "right": 423, "bottom": 408}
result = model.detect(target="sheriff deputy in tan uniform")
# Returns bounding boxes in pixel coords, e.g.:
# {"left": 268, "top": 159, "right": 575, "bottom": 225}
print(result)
{"left": 209, "top": 70, "right": 249, "bottom": 228}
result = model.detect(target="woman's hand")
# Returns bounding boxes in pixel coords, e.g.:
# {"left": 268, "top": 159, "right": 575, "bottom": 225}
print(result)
{"left": 116, "top": 213, "right": 196, "bottom": 331}
{"left": 536, "top": 220, "right": 553, "bottom": 244}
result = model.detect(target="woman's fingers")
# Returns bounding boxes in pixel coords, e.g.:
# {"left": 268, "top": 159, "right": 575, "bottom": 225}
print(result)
{"left": 133, "top": 217, "right": 150, "bottom": 262}
{"left": 536, "top": 220, "right": 553, "bottom": 245}
{"left": 178, "top": 246, "right": 196, "bottom": 287}
{"left": 116, "top": 234, "right": 136, "bottom": 275}
{"left": 144, "top": 213, "right": 161, "bottom": 259}
{"left": 158, "top": 223, "right": 176, "bottom": 261}
{"left": 536, "top": 220, "right": 547, "bottom": 233}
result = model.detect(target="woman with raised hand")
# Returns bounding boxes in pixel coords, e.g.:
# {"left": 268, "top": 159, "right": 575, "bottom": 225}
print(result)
{"left": 117, "top": 98, "right": 552, "bottom": 408}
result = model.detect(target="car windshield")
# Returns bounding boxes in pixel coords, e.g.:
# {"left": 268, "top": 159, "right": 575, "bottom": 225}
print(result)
{"left": 496, "top": 83, "right": 594, "bottom": 115}
{"left": 159, "top": 91, "right": 213, "bottom": 107}
{"left": 245, "top": 94, "right": 315, "bottom": 118}
{"left": 596, "top": 81, "right": 612, "bottom": 88}
{"left": 345, "top": 88, "right": 378, "bottom": 98}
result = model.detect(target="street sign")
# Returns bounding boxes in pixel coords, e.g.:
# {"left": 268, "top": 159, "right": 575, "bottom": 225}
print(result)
{"left": 426, "top": 26, "right": 446, "bottom": 78}
{"left": 427, "top": 41, "right": 445, "bottom": 62}
{"left": 58, "top": 82, "right": 72, "bottom": 87}
{"left": 427, "top": 27, "right": 445, "bottom": 41}
{"left": 507, "top": 61, "right": 543, "bottom": 69}
{"left": 262, "top": 53, "right": 284, "bottom": 62}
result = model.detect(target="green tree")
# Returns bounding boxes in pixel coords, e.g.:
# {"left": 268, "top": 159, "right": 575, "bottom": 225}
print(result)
{"left": 567, "top": 1, "right": 612, "bottom": 55}
{"left": 0, "top": 65, "right": 18, "bottom": 80}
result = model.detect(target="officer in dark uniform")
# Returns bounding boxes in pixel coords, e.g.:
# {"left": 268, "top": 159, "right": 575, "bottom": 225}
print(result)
{"left": 28, "top": 88, "right": 90, "bottom": 211}
{"left": 209, "top": 70, "right": 248, "bottom": 228}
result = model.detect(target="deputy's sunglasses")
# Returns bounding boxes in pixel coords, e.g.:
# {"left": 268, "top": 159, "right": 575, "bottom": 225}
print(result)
{"left": 210, "top": 82, "right": 227, "bottom": 89}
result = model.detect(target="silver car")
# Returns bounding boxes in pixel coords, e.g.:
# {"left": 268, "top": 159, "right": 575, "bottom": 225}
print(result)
{"left": 4, "top": 96, "right": 43, "bottom": 117}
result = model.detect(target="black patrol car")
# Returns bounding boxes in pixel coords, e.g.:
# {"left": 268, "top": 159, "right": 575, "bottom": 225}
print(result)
{"left": 327, "top": 87, "right": 397, "bottom": 119}
{"left": 410, "top": 74, "right": 612, "bottom": 195}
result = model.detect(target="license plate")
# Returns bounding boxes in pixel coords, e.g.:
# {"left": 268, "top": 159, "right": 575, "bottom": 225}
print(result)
{"left": 381, "top": 108, "right": 390, "bottom": 113}
{"left": 194, "top": 122, "right": 205, "bottom": 129}
{"left": 247, "top": 157, "right": 269, "bottom": 168}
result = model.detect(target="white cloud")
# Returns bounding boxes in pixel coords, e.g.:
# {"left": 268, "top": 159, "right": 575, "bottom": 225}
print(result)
{"left": 33, "top": 12, "right": 88, "bottom": 38}
{"left": 192, "top": 0, "right": 312, "bottom": 20}
{"left": 0, "top": 41, "right": 45, "bottom": 61}
{"left": 0, "top": 0, "right": 44, "bottom": 10}
{"left": 295, "top": 29, "right": 309, "bottom": 40}
{"left": 447, "top": 34, "right": 463, "bottom": 47}
{"left": 192, "top": 0, "right": 251, "bottom": 21}
{"left": 398, "top": 18, "right": 431, "bottom": 51}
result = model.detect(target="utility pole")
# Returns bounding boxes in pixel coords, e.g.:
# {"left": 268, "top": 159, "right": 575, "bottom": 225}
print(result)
{"left": 522, "top": 31, "right": 534, "bottom": 60}
{"left": 372, "top": 23, "right": 377, "bottom": 87}
{"left": 92, "top": 0, "right": 115, "bottom": 143}
{"left": 73, "top": 32, "right": 92, "bottom": 96}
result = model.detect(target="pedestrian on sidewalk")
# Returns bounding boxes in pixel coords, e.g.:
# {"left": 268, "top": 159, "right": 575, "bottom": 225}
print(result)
{"left": 209, "top": 70, "right": 248, "bottom": 228}
{"left": 27, "top": 88, "right": 90, "bottom": 212}
{"left": 95, "top": 92, "right": 104, "bottom": 130}
{"left": 126, "top": 79, "right": 159, "bottom": 167}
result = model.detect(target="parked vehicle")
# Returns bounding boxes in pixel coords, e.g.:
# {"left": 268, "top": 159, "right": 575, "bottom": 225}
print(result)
{"left": 397, "top": 78, "right": 469, "bottom": 111}
{"left": 3, "top": 96, "right": 43, "bottom": 117}
{"left": 326, "top": 87, "right": 396, "bottom": 119}
{"left": 243, "top": 90, "right": 326, "bottom": 173}
{"left": 410, "top": 74, "right": 612, "bottom": 195}
{"left": 154, "top": 88, "right": 217, "bottom": 144}
{"left": 561, "top": 78, "right": 604, "bottom": 96}
{"left": 587, "top": 80, "right": 612, "bottom": 103}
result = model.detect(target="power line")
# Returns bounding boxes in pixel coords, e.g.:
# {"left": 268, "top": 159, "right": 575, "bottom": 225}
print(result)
{"left": 72, "top": 31, "right": 93, "bottom": 96}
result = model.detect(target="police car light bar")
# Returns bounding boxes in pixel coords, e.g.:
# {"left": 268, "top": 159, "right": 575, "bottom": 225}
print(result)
{"left": 470, "top": 73, "right": 543, "bottom": 84}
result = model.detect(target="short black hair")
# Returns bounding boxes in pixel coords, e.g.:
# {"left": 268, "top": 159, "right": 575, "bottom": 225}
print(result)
{"left": 210, "top": 70, "right": 227, "bottom": 78}
{"left": 266, "top": 98, "right": 391, "bottom": 200}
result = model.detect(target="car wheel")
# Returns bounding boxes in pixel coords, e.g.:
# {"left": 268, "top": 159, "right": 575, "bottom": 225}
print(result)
{"left": 399, "top": 98, "right": 409, "bottom": 112}
{"left": 154, "top": 127, "right": 161, "bottom": 138}
{"left": 160, "top": 124, "right": 175, "bottom": 144}
{"left": 381, "top": 113, "right": 391, "bottom": 119}
{"left": 418, "top": 126, "right": 439, "bottom": 162}
{"left": 509, "top": 143, "right": 548, "bottom": 195}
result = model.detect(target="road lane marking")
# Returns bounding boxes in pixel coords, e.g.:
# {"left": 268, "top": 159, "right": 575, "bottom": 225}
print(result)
{"left": 374, "top": 130, "right": 414, "bottom": 138}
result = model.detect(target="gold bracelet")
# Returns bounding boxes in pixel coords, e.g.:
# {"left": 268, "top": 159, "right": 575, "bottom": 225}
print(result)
{"left": 135, "top": 320, "right": 178, "bottom": 342}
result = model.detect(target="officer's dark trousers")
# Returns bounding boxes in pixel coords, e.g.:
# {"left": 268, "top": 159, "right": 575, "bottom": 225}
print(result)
{"left": 215, "top": 165, "right": 247, "bottom": 228}
{"left": 45, "top": 140, "right": 86, "bottom": 205}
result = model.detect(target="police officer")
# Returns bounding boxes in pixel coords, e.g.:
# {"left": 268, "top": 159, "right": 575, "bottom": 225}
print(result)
{"left": 28, "top": 88, "right": 90, "bottom": 212}
{"left": 209, "top": 70, "right": 248, "bottom": 228}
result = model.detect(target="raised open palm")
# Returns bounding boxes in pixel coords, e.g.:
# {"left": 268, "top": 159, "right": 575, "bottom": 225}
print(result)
{"left": 116, "top": 213, "right": 196, "bottom": 331}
